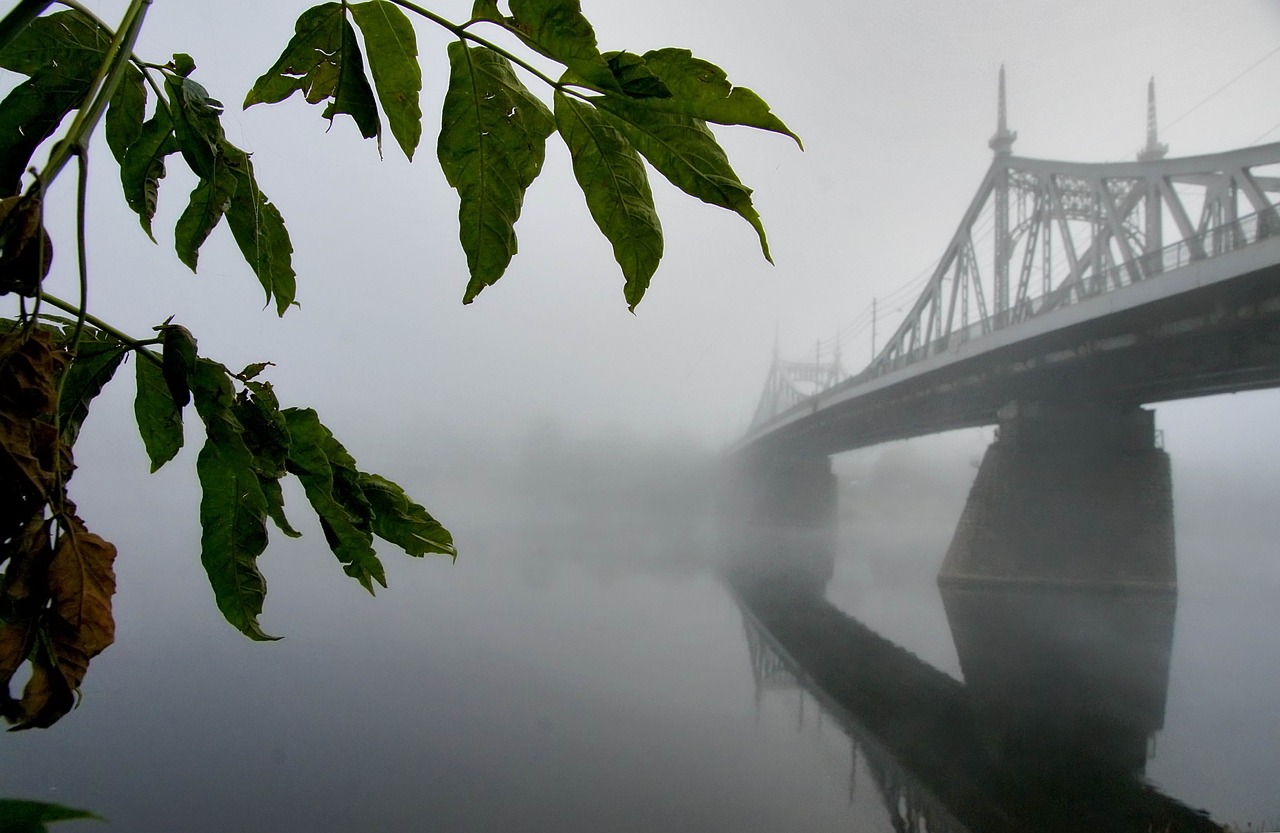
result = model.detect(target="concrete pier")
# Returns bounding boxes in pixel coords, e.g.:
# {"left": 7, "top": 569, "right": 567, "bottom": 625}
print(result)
{"left": 940, "top": 401, "right": 1176, "bottom": 590}
{"left": 718, "top": 452, "right": 837, "bottom": 591}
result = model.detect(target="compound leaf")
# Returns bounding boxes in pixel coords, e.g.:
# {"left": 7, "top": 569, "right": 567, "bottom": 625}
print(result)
{"left": 437, "top": 43, "right": 554, "bottom": 302}
{"left": 554, "top": 92, "right": 662, "bottom": 309}
{"left": 349, "top": 1, "right": 422, "bottom": 160}
{"left": 596, "top": 98, "right": 771, "bottom": 261}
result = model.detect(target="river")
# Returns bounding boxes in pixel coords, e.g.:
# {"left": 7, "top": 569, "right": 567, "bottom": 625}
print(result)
{"left": 2, "top": 409, "right": 1278, "bottom": 831}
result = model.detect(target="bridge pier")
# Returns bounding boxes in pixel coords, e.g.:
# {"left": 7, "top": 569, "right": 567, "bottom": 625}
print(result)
{"left": 940, "top": 400, "right": 1175, "bottom": 590}
{"left": 719, "top": 452, "right": 837, "bottom": 593}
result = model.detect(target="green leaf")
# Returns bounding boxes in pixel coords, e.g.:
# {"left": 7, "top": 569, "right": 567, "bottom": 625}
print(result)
{"left": 0, "top": 10, "right": 109, "bottom": 77}
{"left": 173, "top": 155, "right": 238, "bottom": 272}
{"left": 359, "top": 472, "right": 455, "bottom": 557}
{"left": 190, "top": 360, "right": 277, "bottom": 641}
{"left": 234, "top": 381, "right": 289, "bottom": 480}
{"left": 596, "top": 98, "right": 771, "bottom": 261}
{"left": 508, "top": 0, "right": 619, "bottom": 94}
{"left": 282, "top": 408, "right": 386, "bottom": 592}
{"left": 222, "top": 145, "right": 297, "bottom": 315}
{"left": 554, "top": 92, "right": 662, "bottom": 309}
{"left": 133, "top": 352, "right": 184, "bottom": 473}
{"left": 0, "top": 10, "right": 112, "bottom": 191}
{"left": 259, "top": 476, "right": 302, "bottom": 539}
{"left": 57, "top": 330, "right": 127, "bottom": 447}
{"left": 0, "top": 798, "right": 103, "bottom": 832}
{"left": 633, "top": 49, "right": 801, "bottom": 147}
{"left": 119, "top": 110, "right": 179, "bottom": 241}
{"left": 244, "top": 3, "right": 380, "bottom": 143}
{"left": 601, "top": 52, "right": 670, "bottom": 99}
{"left": 243, "top": 3, "right": 344, "bottom": 106}
{"left": 0, "top": 72, "right": 86, "bottom": 196}
{"left": 469, "top": 0, "right": 502, "bottom": 22}
{"left": 165, "top": 74, "right": 225, "bottom": 180}
{"left": 349, "top": 1, "right": 422, "bottom": 160}
{"left": 195, "top": 438, "right": 275, "bottom": 641}
{"left": 329, "top": 16, "right": 381, "bottom": 143}
{"left": 104, "top": 65, "right": 146, "bottom": 167}
{"left": 437, "top": 43, "right": 555, "bottom": 302}
{"left": 170, "top": 53, "right": 196, "bottom": 78}
{"left": 158, "top": 323, "right": 198, "bottom": 409}
{"left": 233, "top": 380, "right": 301, "bottom": 538}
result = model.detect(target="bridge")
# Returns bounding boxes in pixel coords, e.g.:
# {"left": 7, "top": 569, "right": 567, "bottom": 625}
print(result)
{"left": 737, "top": 72, "right": 1280, "bottom": 459}
{"left": 722, "top": 73, "right": 1280, "bottom": 591}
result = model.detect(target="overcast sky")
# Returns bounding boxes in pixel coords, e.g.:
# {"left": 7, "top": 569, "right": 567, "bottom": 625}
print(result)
{"left": 27, "top": 0, "right": 1280, "bottom": 460}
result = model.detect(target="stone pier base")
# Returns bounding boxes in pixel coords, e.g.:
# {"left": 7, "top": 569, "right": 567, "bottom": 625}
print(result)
{"left": 940, "top": 401, "right": 1175, "bottom": 590}
{"left": 719, "top": 452, "right": 837, "bottom": 593}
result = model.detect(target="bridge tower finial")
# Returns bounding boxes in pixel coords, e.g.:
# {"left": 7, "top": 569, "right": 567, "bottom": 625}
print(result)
{"left": 989, "top": 64, "right": 1017, "bottom": 156}
{"left": 1137, "top": 77, "right": 1169, "bottom": 161}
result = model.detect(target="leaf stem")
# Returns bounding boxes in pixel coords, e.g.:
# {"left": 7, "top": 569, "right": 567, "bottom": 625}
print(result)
{"left": 38, "top": 292, "right": 158, "bottom": 359}
{"left": 388, "top": 0, "right": 596, "bottom": 97}
{"left": 38, "top": 0, "right": 152, "bottom": 188}
{"left": 0, "top": 0, "right": 52, "bottom": 53}
{"left": 55, "top": 0, "right": 170, "bottom": 107}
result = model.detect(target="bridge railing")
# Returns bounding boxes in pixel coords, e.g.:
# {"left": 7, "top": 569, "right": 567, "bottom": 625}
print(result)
{"left": 860, "top": 207, "right": 1278, "bottom": 383}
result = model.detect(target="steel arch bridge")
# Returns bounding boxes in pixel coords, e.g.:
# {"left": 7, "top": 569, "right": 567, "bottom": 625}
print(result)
{"left": 741, "top": 74, "right": 1280, "bottom": 457}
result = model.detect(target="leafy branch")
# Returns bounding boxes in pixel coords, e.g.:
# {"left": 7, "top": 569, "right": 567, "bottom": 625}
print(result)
{"left": 0, "top": 0, "right": 797, "bottom": 728}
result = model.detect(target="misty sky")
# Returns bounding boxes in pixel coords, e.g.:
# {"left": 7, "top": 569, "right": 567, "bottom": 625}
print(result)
{"left": 24, "top": 0, "right": 1280, "bottom": 461}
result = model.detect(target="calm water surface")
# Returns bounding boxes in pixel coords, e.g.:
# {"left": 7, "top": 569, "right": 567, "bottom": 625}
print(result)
{"left": 2, "top": 434, "right": 1278, "bottom": 831}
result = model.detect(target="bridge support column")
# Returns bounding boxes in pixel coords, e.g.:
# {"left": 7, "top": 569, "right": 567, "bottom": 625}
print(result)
{"left": 719, "top": 452, "right": 837, "bottom": 593}
{"left": 940, "top": 400, "right": 1175, "bottom": 590}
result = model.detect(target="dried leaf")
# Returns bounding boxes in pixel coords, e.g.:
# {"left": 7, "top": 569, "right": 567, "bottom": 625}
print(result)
{"left": 0, "top": 195, "right": 53, "bottom": 297}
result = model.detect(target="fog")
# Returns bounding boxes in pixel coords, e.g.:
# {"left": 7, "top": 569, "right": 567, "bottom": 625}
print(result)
{"left": 30, "top": 0, "right": 1280, "bottom": 456}
{"left": 6, "top": 1, "right": 1280, "bottom": 830}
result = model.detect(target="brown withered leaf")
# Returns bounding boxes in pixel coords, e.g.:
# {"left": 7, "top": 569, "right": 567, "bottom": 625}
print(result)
{"left": 45, "top": 519, "right": 116, "bottom": 685}
{"left": 6, "top": 517, "right": 116, "bottom": 730}
{"left": 0, "top": 332, "right": 70, "bottom": 543}
{"left": 0, "top": 518, "right": 52, "bottom": 724}
{"left": 12, "top": 655, "right": 74, "bottom": 729}
{"left": 0, "top": 195, "right": 54, "bottom": 297}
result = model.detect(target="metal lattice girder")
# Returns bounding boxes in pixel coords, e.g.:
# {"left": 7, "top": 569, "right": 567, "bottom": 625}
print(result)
{"left": 751, "top": 354, "right": 847, "bottom": 428}
{"left": 868, "top": 142, "right": 1280, "bottom": 378}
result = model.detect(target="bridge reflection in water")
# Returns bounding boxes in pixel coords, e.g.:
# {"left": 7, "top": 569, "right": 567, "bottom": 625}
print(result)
{"left": 724, "top": 447, "right": 1216, "bottom": 832}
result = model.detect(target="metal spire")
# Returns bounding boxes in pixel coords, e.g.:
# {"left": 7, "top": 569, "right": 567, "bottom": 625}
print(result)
{"left": 988, "top": 64, "right": 1017, "bottom": 156}
{"left": 1137, "top": 77, "right": 1168, "bottom": 161}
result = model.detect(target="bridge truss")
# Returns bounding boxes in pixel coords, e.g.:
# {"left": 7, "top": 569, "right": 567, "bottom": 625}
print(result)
{"left": 749, "top": 72, "right": 1280, "bottom": 431}
{"left": 872, "top": 144, "right": 1280, "bottom": 380}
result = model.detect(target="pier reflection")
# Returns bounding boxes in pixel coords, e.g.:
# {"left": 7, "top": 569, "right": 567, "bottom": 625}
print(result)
{"left": 725, "top": 438, "right": 1217, "bottom": 832}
